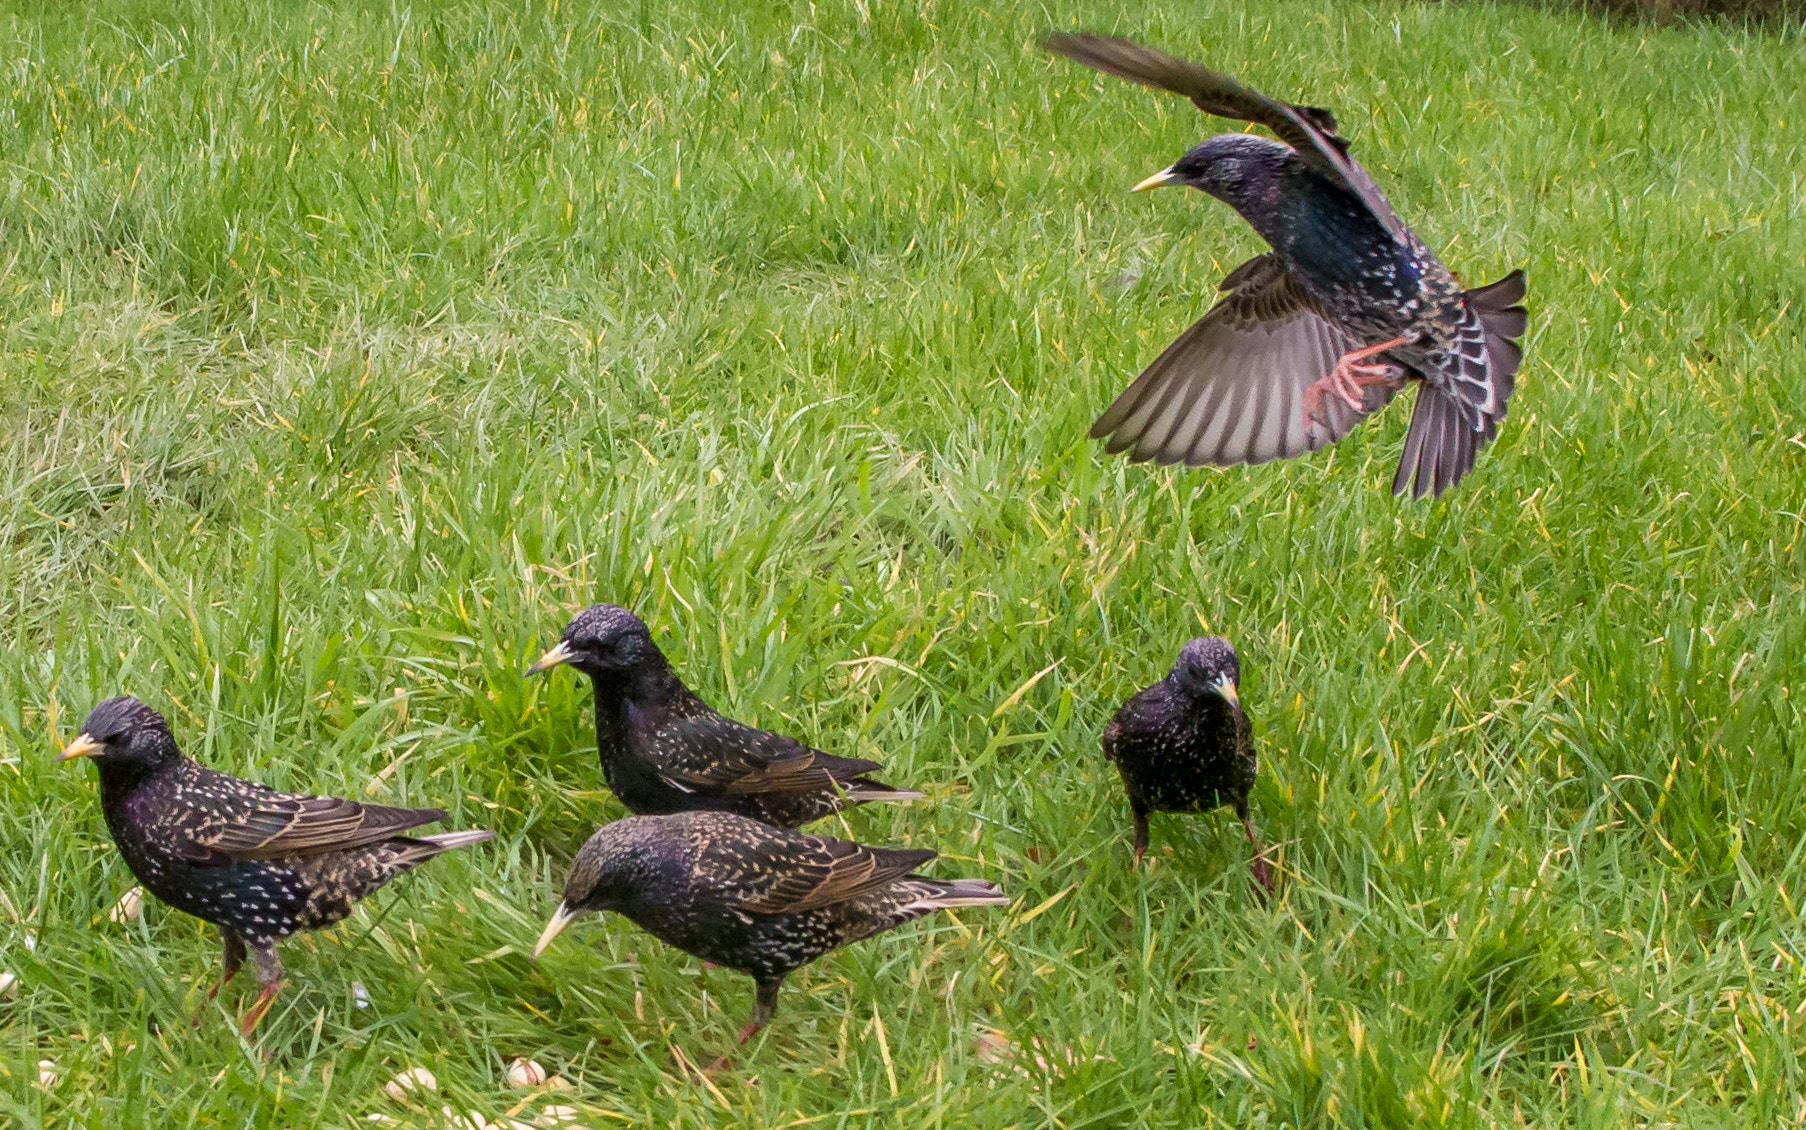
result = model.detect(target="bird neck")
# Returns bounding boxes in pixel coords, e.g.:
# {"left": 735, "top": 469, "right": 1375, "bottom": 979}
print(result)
{"left": 91, "top": 755, "right": 170, "bottom": 829}
{"left": 590, "top": 655, "right": 699, "bottom": 729}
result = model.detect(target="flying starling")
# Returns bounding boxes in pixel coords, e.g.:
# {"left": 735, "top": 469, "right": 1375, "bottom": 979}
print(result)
{"left": 1102, "top": 638, "right": 1274, "bottom": 892}
{"left": 58, "top": 696, "right": 494, "bottom": 1035}
{"left": 526, "top": 604, "right": 923, "bottom": 829}
{"left": 1046, "top": 33, "right": 1528, "bottom": 497}
{"left": 532, "top": 811, "right": 1007, "bottom": 1045}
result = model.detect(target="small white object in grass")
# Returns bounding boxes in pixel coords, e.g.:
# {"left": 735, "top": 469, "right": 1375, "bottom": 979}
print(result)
{"left": 536, "top": 1107, "right": 583, "bottom": 1127}
{"left": 443, "top": 1107, "right": 489, "bottom": 1130}
{"left": 0, "top": 970, "right": 17, "bottom": 998}
{"left": 23, "top": 931, "right": 36, "bottom": 952}
{"left": 38, "top": 1059, "right": 58, "bottom": 1086}
{"left": 110, "top": 887, "right": 145, "bottom": 924}
{"left": 505, "top": 1058, "right": 547, "bottom": 1088}
{"left": 352, "top": 981, "right": 370, "bottom": 1009}
{"left": 384, "top": 1066, "right": 438, "bottom": 1100}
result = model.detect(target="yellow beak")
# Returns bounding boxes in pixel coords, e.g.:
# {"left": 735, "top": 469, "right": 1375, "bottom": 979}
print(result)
{"left": 58, "top": 732, "right": 104, "bottom": 762}
{"left": 1214, "top": 675, "right": 1240, "bottom": 710}
{"left": 525, "top": 640, "right": 575, "bottom": 677}
{"left": 1132, "top": 168, "right": 1181, "bottom": 193}
{"left": 531, "top": 902, "right": 579, "bottom": 960}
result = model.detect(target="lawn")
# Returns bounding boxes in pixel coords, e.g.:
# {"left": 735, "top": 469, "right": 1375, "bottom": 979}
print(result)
{"left": 2, "top": 0, "right": 1803, "bottom": 1125}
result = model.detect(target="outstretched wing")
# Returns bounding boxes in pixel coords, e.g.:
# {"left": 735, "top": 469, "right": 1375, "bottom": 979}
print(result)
{"left": 1044, "top": 33, "right": 1409, "bottom": 243}
{"left": 171, "top": 766, "right": 443, "bottom": 863}
{"left": 651, "top": 713, "right": 883, "bottom": 798}
{"left": 1090, "top": 254, "right": 1394, "bottom": 466}
{"left": 694, "top": 820, "right": 938, "bottom": 914}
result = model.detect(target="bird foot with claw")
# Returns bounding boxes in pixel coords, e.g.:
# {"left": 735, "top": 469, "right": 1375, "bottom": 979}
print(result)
{"left": 1303, "top": 360, "right": 1404, "bottom": 429}
{"left": 1251, "top": 858, "right": 1276, "bottom": 899}
{"left": 239, "top": 982, "right": 282, "bottom": 1037}
{"left": 1303, "top": 333, "right": 1415, "bottom": 431}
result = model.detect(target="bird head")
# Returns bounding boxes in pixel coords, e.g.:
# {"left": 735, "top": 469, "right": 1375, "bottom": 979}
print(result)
{"left": 531, "top": 817, "right": 666, "bottom": 959}
{"left": 525, "top": 603, "right": 661, "bottom": 678}
{"left": 1134, "top": 133, "right": 1287, "bottom": 204}
{"left": 58, "top": 696, "right": 181, "bottom": 770}
{"left": 1170, "top": 636, "right": 1241, "bottom": 710}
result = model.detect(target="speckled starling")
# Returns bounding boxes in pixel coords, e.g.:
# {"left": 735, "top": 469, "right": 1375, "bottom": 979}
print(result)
{"left": 1102, "top": 638, "right": 1273, "bottom": 892}
{"left": 1046, "top": 33, "right": 1528, "bottom": 497}
{"left": 527, "top": 604, "right": 923, "bottom": 829}
{"left": 58, "top": 696, "right": 494, "bottom": 1035}
{"left": 531, "top": 810, "right": 1008, "bottom": 1043}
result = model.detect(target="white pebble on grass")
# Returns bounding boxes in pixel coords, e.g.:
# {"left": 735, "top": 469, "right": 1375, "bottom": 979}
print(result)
{"left": 505, "top": 1058, "right": 547, "bottom": 1088}
{"left": 383, "top": 1066, "right": 438, "bottom": 1101}
{"left": 110, "top": 887, "right": 145, "bottom": 924}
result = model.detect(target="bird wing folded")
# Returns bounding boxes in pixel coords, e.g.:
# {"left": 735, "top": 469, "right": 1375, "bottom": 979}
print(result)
{"left": 171, "top": 766, "right": 445, "bottom": 863}
{"left": 655, "top": 715, "right": 883, "bottom": 797}
{"left": 1044, "top": 33, "right": 1409, "bottom": 243}
{"left": 1090, "top": 254, "right": 1391, "bottom": 466}
{"left": 704, "top": 825, "right": 938, "bottom": 915}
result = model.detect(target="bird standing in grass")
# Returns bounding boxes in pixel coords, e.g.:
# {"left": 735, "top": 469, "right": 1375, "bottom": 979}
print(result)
{"left": 527, "top": 604, "right": 923, "bottom": 829}
{"left": 1046, "top": 33, "right": 1527, "bottom": 497}
{"left": 1102, "top": 638, "right": 1274, "bottom": 893}
{"left": 532, "top": 810, "right": 1008, "bottom": 1047}
{"left": 58, "top": 695, "right": 494, "bottom": 1035}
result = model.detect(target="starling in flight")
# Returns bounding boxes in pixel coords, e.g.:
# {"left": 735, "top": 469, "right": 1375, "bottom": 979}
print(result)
{"left": 59, "top": 696, "right": 494, "bottom": 1035}
{"left": 1102, "top": 638, "right": 1274, "bottom": 892}
{"left": 1046, "top": 33, "right": 1528, "bottom": 497}
{"left": 532, "top": 810, "right": 1008, "bottom": 1044}
{"left": 527, "top": 604, "right": 923, "bottom": 829}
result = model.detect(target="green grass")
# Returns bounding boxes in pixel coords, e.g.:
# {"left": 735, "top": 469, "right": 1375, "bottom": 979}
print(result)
{"left": 1, "top": 0, "right": 1802, "bottom": 1125}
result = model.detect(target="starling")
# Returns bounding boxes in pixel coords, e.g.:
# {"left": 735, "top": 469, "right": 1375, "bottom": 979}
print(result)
{"left": 532, "top": 810, "right": 1008, "bottom": 1044}
{"left": 1046, "top": 33, "right": 1528, "bottom": 497}
{"left": 1102, "top": 637, "right": 1274, "bottom": 892}
{"left": 526, "top": 604, "right": 923, "bottom": 829}
{"left": 58, "top": 695, "right": 494, "bottom": 1035}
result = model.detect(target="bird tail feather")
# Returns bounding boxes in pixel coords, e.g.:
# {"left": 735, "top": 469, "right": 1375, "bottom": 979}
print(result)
{"left": 415, "top": 829, "right": 498, "bottom": 852}
{"left": 1392, "top": 270, "right": 1527, "bottom": 499}
{"left": 906, "top": 878, "right": 1011, "bottom": 911}
{"left": 846, "top": 780, "right": 926, "bottom": 804}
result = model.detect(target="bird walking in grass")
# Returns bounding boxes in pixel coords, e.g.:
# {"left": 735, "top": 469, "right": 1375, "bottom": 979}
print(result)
{"left": 1046, "top": 33, "right": 1528, "bottom": 498}
{"left": 58, "top": 696, "right": 494, "bottom": 1036}
{"left": 532, "top": 811, "right": 1008, "bottom": 1048}
{"left": 1102, "top": 638, "right": 1274, "bottom": 893}
{"left": 527, "top": 604, "right": 923, "bottom": 829}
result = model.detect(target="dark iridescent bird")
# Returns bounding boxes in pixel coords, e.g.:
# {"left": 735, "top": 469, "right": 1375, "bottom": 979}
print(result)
{"left": 526, "top": 604, "right": 923, "bottom": 829}
{"left": 1046, "top": 33, "right": 1528, "bottom": 497}
{"left": 532, "top": 811, "right": 1008, "bottom": 1045}
{"left": 58, "top": 696, "right": 494, "bottom": 1035}
{"left": 1102, "top": 638, "right": 1273, "bottom": 893}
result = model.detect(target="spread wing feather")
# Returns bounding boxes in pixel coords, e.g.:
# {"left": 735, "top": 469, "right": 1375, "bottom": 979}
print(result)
{"left": 1090, "top": 254, "right": 1393, "bottom": 466}
{"left": 1044, "top": 33, "right": 1409, "bottom": 243}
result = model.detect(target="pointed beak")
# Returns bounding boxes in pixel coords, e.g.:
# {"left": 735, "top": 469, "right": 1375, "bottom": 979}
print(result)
{"left": 1213, "top": 674, "right": 1240, "bottom": 710}
{"left": 1132, "top": 167, "right": 1181, "bottom": 193}
{"left": 58, "top": 732, "right": 104, "bottom": 762}
{"left": 525, "top": 640, "right": 574, "bottom": 677}
{"left": 531, "top": 902, "right": 579, "bottom": 960}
